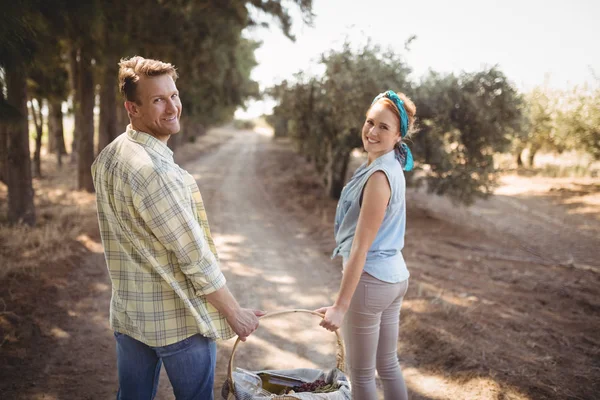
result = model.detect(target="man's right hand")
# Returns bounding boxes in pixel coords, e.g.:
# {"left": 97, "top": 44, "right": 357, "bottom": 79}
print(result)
{"left": 227, "top": 309, "right": 266, "bottom": 341}
{"left": 204, "top": 285, "right": 266, "bottom": 341}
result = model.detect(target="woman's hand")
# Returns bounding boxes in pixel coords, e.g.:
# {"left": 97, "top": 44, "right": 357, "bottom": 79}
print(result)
{"left": 314, "top": 305, "right": 346, "bottom": 332}
{"left": 314, "top": 171, "right": 389, "bottom": 333}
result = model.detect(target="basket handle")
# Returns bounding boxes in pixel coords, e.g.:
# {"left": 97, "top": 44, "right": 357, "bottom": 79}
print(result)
{"left": 227, "top": 309, "right": 346, "bottom": 396}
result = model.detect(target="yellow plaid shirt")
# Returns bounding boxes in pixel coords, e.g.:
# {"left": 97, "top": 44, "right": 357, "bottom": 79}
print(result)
{"left": 91, "top": 125, "right": 235, "bottom": 346}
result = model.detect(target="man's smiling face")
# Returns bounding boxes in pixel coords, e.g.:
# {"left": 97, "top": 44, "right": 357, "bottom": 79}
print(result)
{"left": 126, "top": 74, "right": 182, "bottom": 142}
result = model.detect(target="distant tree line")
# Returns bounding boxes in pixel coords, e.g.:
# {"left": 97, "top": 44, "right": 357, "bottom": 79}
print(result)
{"left": 267, "top": 41, "right": 599, "bottom": 204}
{"left": 0, "top": 0, "right": 314, "bottom": 226}
{"left": 515, "top": 82, "right": 600, "bottom": 167}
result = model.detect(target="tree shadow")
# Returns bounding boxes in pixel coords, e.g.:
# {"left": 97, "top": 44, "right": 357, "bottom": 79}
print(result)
{"left": 0, "top": 237, "right": 120, "bottom": 399}
{"left": 394, "top": 206, "right": 600, "bottom": 400}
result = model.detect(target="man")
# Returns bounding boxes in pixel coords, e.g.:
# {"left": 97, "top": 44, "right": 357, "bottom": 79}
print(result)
{"left": 92, "top": 56, "right": 263, "bottom": 400}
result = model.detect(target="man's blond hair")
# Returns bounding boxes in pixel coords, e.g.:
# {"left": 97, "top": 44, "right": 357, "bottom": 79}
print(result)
{"left": 118, "top": 56, "right": 178, "bottom": 103}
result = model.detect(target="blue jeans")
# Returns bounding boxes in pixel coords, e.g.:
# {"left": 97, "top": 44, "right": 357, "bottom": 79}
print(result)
{"left": 114, "top": 332, "right": 217, "bottom": 400}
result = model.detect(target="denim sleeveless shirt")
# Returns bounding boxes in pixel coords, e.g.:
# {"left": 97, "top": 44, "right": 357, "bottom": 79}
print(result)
{"left": 332, "top": 150, "right": 410, "bottom": 283}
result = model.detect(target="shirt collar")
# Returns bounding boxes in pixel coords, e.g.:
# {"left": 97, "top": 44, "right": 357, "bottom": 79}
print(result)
{"left": 360, "top": 149, "right": 397, "bottom": 171}
{"left": 126, "top": 125, "right": 174, "bottom": 161}
{"left": 378, "top": 149, "right": 397, "bottom": 165}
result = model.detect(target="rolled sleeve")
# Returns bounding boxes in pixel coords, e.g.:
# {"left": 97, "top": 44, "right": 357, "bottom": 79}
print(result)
{"left": 132, "top": 170, "right": 224, "bottom": 296}
{"left": 197, "top": 264, "right": 226, "bottom": 296}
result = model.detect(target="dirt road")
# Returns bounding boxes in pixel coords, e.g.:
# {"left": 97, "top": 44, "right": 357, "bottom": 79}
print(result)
{"left": 1, "top": 127, "right": 598, "bottom": 399}
{"left": 412, "top": 174, "right": 600, "bottom": 270}
{"left": 0, "top": 128, "right": 342, "bottom": 399}
{"left": 177, "top": 129, "right": 344, "bottom": 398}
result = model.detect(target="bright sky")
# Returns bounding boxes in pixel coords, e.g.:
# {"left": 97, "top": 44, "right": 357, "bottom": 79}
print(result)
{"left": 237, "top": 0, "right": 600, "bottom": 118}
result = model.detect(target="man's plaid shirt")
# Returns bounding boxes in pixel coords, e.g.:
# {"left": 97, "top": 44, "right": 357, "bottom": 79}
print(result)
{"left": 91, "top": 126, "right": 235, "bottom": 346}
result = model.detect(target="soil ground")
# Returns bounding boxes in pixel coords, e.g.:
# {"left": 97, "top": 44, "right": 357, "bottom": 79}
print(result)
{"left": 0, "top": 126, "right": 598, "bottom": 400}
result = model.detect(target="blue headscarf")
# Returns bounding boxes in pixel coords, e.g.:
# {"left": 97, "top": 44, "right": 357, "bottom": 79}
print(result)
{"left": 371, "top": 90, "right": 414, "bottom": 171}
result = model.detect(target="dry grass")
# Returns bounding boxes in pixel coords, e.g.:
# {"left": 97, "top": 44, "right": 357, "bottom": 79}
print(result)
{"left": 0, "top": 155, "right": 99, "bottom": 353}
{"left": 0, "top": 216, "right": 83, "bottom": 278}
{"left": 495, "top": 150, "right": 600, "bottom": 178}
{"left": 0, "top": 163, "right": 98, "bottom": 280}
{"left": 255, "top": 136, "right": 600, "bottom": 400}
{"left": 1, "top": 126, "right": 238, "bottom": 280}
{"left": 2, "top": 128, "right": 597, "bottom": 398}
{"left": 0, "top": 126, "right": 240, "bottom": 396}
{"left": 255, "top": 137, "right": 339, "bottom": 254}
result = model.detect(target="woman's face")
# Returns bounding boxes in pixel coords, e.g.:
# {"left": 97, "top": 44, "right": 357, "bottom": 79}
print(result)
{"left": 362, "top": 102, "right": 401, "bottom": 159}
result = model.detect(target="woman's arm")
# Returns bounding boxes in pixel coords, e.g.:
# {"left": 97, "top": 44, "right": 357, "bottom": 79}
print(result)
{"left": 316, "top": 171, "right": 391, "bottom": 331}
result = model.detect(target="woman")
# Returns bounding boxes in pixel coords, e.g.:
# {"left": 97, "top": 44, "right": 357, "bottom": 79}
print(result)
{"left": 315, "top": 90, "right": 415, "bottom": 400}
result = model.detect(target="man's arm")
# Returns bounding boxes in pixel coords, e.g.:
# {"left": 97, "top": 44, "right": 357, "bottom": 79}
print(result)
{"left": 132, "top": 170, "right": 264, "bottom": 339}
{"left": 205, "top": 286, "right": 264, "bottom": 341}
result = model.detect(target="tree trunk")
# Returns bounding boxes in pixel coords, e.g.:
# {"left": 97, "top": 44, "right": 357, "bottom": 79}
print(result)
{"left": 273, "top": 118, "right": 288, "bottom": 138}
{"left": 179, "top": 115, "right": 204, "bottom": 144}
{"left": 69, "top": 46, "right": 80, "bottom": 164}
{"left": 47, "top": 112, "right": 56, "bottom": 153}
{"left": 116, "top": 100, "right": 129, "bottom": 132}
{"left": 29, "top": 98, "right": 43, "bottom": 178}
{"left": 514, "top": 142, "right": 525, "bottom": 168}
{"left": 5, "top": 66, "right": 36, "bottom": 226}
{"left": 325, "top": 141, "right": 351, "bottom": 199}
{"left": 167, "top": 130, "right": 181, "bottom": 153}
{"left": 528, "top": 144, "right": 540, "bottom": 168}
{"left": 98, "top": 55, "right": 118, "bottom": 153}
{"left": 195, "top": 122, "right": 206, "bottom": 137}
{"left": 77, "top": 49, "right": 95, "bottom": 192}
{"left": 0, "top": 123, "right": 6, "bottom": 184}
{"left": 48, "top": 99, "right": 66, "bottom": 168}
{"left": 180, "top": 115, "right": 190, "bottom": 143}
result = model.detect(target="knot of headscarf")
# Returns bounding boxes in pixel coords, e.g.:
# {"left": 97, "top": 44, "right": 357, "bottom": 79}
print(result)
{"left": 371, "top": 90, "right": 414, "bottom": 171}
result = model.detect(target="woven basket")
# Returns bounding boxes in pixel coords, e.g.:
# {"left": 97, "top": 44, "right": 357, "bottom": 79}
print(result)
{"left": 226, "top": 309, "right": 347, "bottom": 399}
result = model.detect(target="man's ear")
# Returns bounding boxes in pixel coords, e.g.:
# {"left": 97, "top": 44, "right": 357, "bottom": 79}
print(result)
{"left": 124, "top": 101, "right": 138, "bottom": 117}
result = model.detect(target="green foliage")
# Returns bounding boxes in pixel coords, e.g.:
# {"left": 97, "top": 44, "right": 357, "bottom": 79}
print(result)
{"left": 0, "top": 1, "right": 47, "bottom": 67}
{"left": 413, "top": 67, "right": 524, "bottom": 203}
{"left": 27, "top": 45, "right": 69, "bottom": 103}
{"left": 0, "top": 0, "right": 314, "bottom": 221}
{"left": 268, "top": 41, "right": 412, "bottom": 198}
{"left": 0, "top": 0, "right": 313, "bottom": 128}
{"left": 517, "top": 81, "right": 600, "bottom": 166}
{"left": 233, "top": 119, "right": 255, "bottom": 130}
{"left": 269, "top": 50, "right": 525, "bottom": 203}
{"left": 107, "top": 0, "right": 312, "bottom": 126}
{"left": 516, "top": 85, "right": 563, "bottom": 166}
{"left": 247, "top": 0, "right": 314, "bottom": 40}
{"left": 556, "top": 84, "right": 600, "bottom": 160}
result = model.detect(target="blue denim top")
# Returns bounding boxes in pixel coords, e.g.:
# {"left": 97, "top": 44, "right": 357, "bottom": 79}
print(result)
{"left": 332, "top": 150, "right": 410, "bottom": 283}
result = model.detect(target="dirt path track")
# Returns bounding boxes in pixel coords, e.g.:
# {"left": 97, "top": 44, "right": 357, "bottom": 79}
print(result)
{"left": 1, "top": 127, "right": 598, "bottom": 400}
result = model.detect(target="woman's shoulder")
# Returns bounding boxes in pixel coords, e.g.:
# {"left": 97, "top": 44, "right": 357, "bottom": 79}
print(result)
{"left": 370, "top": 158, "right": 403, "bottom": 181}
{"left": 366, "top": 160, "right": 404, "bottom": 201}
{"left": 367, "top": 170, "right": 390, "bottom": 185}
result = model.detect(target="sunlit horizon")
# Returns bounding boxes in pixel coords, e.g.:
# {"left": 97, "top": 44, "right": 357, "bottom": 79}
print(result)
{"left": 236, "top": 0, "right": 599, "bottom": 118}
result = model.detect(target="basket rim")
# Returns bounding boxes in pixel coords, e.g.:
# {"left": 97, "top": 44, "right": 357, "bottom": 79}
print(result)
{"left": 226, "top": 309, "right": 346, "bottom": 397}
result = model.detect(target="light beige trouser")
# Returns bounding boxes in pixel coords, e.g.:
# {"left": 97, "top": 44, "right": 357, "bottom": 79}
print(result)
{"left": 342, "top": 272, "right": 409, "bottom": 400}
